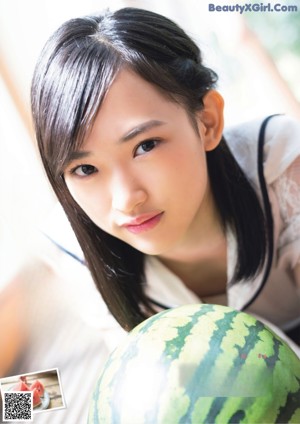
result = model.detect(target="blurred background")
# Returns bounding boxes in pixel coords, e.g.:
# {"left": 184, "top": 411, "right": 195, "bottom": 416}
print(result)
{"left": 0, "top": 0, "right": 300, "bottom": 287}
{"left": 0, "top": 0, "right": 299, "bottom": 421}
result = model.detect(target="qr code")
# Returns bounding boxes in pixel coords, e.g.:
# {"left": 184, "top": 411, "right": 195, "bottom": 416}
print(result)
{"left": 2, "top": 391, "right": 33, "bottom": 422}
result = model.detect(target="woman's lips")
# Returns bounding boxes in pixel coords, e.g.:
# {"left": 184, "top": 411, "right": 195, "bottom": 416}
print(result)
{"left": 122, "top": 212, "right": 163, "bottom": 234}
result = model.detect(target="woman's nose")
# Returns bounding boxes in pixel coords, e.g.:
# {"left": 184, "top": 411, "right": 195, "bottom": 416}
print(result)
{"left": 111, "top": 173, "right": 147, "bottom": 214}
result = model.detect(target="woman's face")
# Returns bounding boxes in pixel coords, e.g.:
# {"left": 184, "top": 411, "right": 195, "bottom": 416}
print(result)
{"left": 64, "top": 69, "right": 220, "bottom": 257}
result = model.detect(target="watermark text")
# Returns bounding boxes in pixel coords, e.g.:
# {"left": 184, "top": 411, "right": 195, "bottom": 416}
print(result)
{"left": 209, "top": 3, "right": 298, "bottom": 13}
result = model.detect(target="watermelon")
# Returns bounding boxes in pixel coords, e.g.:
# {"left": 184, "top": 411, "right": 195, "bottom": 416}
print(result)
{"left": 30, "top": 380, "right": 45, "bottom": 397}
{"left": 12, "top": 381, "right": 30, "bottom": 392}
{"left": 88, "top": 304, "right": 300, "bottom": 424}
{"left": 32, "top": 388, "right": 41, "bottom": 408}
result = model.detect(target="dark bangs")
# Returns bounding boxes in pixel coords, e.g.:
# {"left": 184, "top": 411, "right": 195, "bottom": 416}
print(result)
{"left": 31, "top": 17, "right": 122, "bottom": 180}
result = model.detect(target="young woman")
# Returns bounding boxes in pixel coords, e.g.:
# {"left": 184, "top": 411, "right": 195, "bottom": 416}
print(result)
{"left": 31, "top": 7, "right": 300, "bottom": 345}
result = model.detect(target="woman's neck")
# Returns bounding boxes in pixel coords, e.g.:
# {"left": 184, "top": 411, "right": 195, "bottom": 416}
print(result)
{"left": 158, "top": 234, "right": 227, "bottom": 298}
{"left": 157, "top": 185, "right": 227, "bottom": 298}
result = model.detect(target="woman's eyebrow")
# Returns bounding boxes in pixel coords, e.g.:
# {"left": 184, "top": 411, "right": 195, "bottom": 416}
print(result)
{"left": 66, "top": 150, "right": 91, "bottom": 166}
{"left": 121, "top": 120, "right": 166, "bottom": 142}
{"left": 65, "top": 120, "right": 165, "bottom": 168}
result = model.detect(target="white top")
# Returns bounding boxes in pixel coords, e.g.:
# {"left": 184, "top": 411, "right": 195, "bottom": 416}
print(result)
{"left": 20, "top": 115, "right": 299, "bottom": 423}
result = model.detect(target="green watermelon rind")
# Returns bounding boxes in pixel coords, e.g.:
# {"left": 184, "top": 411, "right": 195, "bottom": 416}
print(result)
{"left": 88, "top": 303, "right": 300, "bottom": 424}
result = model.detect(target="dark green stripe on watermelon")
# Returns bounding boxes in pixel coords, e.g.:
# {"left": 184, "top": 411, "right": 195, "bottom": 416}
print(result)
{"left": 264, "top": 336, "right": 282, "bottom": 369}
{"left": 217, "top": 319, "right": 268, "bottom": 396}
{"left": 145, "top": 304, "right": 216, "bottom": 423}
{"left": 200, "top": 319, "right": 279, "bottom": 423}
{"left": 228, "top": 409, "right": 246, "bottom": 423}
{"left": 275, "top": 377, "right": 300, "bottom": 424}
{"left": 164, "top": 304, "right": 216, "bottom": 362}
{"left": 179, "top": 308, "right": 238, "bottom": 423}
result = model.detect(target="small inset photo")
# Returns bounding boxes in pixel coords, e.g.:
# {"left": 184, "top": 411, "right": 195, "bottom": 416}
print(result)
{"left": 0, "top": 368, "right": 65, "bottom": 421}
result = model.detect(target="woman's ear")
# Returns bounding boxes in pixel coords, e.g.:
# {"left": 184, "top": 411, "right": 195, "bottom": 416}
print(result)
{"left": 197, "top": 90, "right": 224, "bottom": 151}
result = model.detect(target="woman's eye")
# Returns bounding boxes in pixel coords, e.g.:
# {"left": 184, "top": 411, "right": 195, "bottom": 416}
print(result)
{"left": 71, "top": 164, "right": 97, "bottom": 177}
{"left": 135, "top": 139, "right": 160, "bottom": 156}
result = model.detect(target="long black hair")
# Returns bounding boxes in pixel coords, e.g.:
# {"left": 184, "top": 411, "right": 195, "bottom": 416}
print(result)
{"left": 31, "top": 7, "right": 268, "bottom": 330}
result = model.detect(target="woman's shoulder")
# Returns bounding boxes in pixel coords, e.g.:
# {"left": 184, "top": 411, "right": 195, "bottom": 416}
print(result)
{"left": 224, "top": 115, "right": 300, "bottom": 184}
